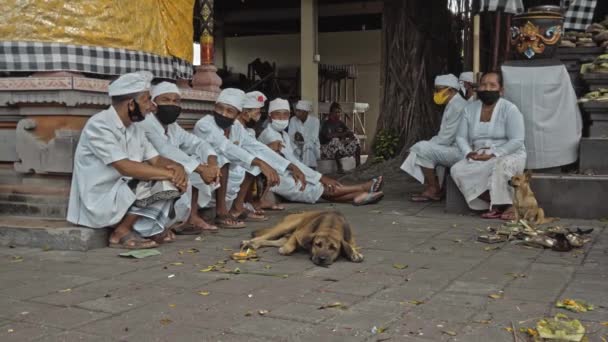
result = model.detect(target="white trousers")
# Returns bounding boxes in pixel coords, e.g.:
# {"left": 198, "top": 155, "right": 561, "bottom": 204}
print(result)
{"left": 451, "top": 150, "right": 526, "bottom": 210}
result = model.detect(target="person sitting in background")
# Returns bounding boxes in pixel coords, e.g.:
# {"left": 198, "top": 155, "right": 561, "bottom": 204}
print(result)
{"left": 450, "top": 71, "right": 526, "bottom": 220}
{"left": 260, "top": 98, "right": 384, "bottom": 206}
{"left": 319, "top": 102, "right": 361, "bottom": 174}
{"left": 288, "top": 100, "right": 321, "bottom": 169}
{"left": 459, "top": 71, "right": 477, "bottom": 101}
{"left": 139, "top": 82, "right": 220, "bottom": 234}
{"left": 67, "top": 71, "right": 188, "bottom": 249}
{"left": 401, "top": 74, "right": 468, "bottom": 202}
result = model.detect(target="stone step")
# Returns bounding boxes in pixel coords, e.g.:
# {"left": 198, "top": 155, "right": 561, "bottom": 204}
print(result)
{"left": 581, "top": 101, "right": 608, "bottom": 137}
{"left": 580, "top": 137, "right": 608, "bottom": 174}
{"left": 446, "top": 173, "right": 608, "bottom": 220}
{"left": 0, "top": 216, "right": 108, "bottom": 251}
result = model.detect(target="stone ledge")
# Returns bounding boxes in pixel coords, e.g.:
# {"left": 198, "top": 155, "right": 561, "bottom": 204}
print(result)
{"left": 0, "top": 217, "right": 108, "bottom": 251}
{"left": 580, "top": 138, "right": 608, "bottom": 174}
{"left": 446, "top": 173, "right": 608, "bottom": 220}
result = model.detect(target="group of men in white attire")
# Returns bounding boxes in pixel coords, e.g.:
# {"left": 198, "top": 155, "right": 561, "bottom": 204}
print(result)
{"left": 67, "top": 71, "right": 384, "bottom": 249}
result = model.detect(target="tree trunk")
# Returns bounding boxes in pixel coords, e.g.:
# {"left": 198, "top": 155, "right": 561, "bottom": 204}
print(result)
{"left": 374, "top": 0, "right": 462, "bottom": 161}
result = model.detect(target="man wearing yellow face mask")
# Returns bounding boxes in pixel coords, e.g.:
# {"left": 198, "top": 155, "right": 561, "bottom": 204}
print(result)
{"left": 401, "top": 74, "right": 468, "bottom": 202}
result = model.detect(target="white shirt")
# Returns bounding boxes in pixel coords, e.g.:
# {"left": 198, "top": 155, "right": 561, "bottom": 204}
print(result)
{"left": 430, "top": 94, "right": 468, "bottom": 146}
{"left": 193, "top": 115, "right": 290, "bottom": 172}
{"left": 67, "top": 107, "right": 159, "bottom": 228}
{"left": 258, "top": 126, "right": 322, "bottom": 183}
{"left": 139, "top": 114, "right": 216, "bottom": 174}
{"left": 456, "top": 98, "right": 526, "bottom": 157}
{"left": 288, "top": 115, "right": 321, "bottom": 167}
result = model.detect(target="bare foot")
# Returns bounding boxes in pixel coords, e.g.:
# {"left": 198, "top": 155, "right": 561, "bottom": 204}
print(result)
{"left": 189, "top": 214, "right": 218, "bottom": 232}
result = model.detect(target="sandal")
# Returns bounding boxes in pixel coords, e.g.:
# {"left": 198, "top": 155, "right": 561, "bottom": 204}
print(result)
{"left": 108, "top": 232, "right": 158, "bottom": 250}
{"left": 410, "top": 194, "right": 441, "bottom": 202}
{"left": 481, "top": 210, "right": 503, "bottom": 219}
{"left": 370, "top": 176, "right": 384, "bottom": 193}
{"left": 231, "top": 210, "right": 269, "bottom": 222}
{"left": 173, "top": 224, "right": 218, "bottom": 235}
{"left": 353, "top": 192, "right": 384, "bottom": 206}
{"left": 215, "top": 215, "right": 246, "bottom": 229}
{"left": 244, "top": 202, "right": 265, "bottom": 215}
{"left": 149, "top": 230, "right": 175, "bottom": 244}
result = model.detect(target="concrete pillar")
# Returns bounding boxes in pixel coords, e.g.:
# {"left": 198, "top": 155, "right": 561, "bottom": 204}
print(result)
{"left": 192, "top": 0, "right": 222, "bottom": 93}
{"left": 300, "top": 0, "right": 319, "bottom": 114}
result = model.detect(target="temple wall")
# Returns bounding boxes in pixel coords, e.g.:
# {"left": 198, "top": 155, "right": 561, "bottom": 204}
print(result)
{"left": 218, "top": 30, "right": 381, "bottom": 145}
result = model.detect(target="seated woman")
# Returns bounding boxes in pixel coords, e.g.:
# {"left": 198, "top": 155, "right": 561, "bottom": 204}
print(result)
{"left": 450, "top": 71, "right": 526, "bottom": 220}
{"left": 319, "top": 102, "right": 361, "bottom": 174}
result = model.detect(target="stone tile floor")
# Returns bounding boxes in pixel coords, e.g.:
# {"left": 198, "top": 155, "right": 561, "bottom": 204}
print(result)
{"left": 0, "top": 182, "right": 606, "bottom": 341}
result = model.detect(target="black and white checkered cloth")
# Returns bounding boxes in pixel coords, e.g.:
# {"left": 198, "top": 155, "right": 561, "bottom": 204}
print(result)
{"left": 563, "top": 0, "right": 597, "bottom": 31}
{"left": 475, "top": 0, "right": 524, "bottom": 14}
{"left": 0, "top": 41, "right": 194, "bottom": 80}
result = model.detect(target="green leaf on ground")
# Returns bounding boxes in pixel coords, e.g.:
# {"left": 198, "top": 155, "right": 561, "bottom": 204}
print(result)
{"left": 119, "top": 249, "right": 161, "bottom": 259}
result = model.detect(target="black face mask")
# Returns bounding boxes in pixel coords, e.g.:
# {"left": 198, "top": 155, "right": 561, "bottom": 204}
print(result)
{"left": 477, "top": 91, "right": 501, "bottom": 106}
{"left": 128, "top": 100, "right": 146, "bottom": 122}
{"left": 156, "top": 105, "right": 181, "bottom": 125}
{"left": 213, "top": 111, "right": 235, "bottom": 129}
{"left": 245, "top": 118, "right": 257, "bottom": 129}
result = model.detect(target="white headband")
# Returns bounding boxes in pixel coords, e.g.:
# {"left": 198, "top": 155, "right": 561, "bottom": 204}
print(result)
{"left": 151, "top": 82, "right": 181, "bottom": 100}
{"left": 108, "top": 71, "right": 153, "bottom": 96}
{"left": 216, "top": 88, "right": 245, "bottom": 111}
{"left": 268, "top": 98, "right": 290, "bottom": 113}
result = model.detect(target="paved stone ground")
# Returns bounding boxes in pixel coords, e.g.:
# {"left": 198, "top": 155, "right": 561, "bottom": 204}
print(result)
{"left": 0, "top": 175, "right": 607, "bottom": 341}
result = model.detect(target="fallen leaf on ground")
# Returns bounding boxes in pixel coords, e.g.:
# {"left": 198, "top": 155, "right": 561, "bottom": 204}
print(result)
{"left": 264, "top": 265, "right": 272, "bottom": 269}
{"left": 159, "top": 318, "right": 172, "bottom": 325}
{"left": 7, "top": 329, "right": 14, "bottom": 333}
{"left": 601, "top": 322, "right": 608, "bottom": 327}
{"left": 537, "top": 314, "right": 585, "bottom": 341}
{"left": 442, "top": 330, "right": 457, "bottom": 336}
{"left": 489, "top": 294, "right": 503, "bottom": 299}
{"left": 484, "top": 246, "right": 501, "bottom": 251}
{"left": 119, "top": 249, "right": 161, "bottom": 259}
{"left": 198, "top": 291, "right": 210, "bottom": 296}
{"left": 473, "top": 319, "right": 492, "bottom": 324}
{"left": 168, "top": 304, "right": 176, "bottom": 308}
{"left": 194, "top": 236, "right": 203, "bottom": 241}
{"left": 318, "top": 302, "right": 347, "bottom": 310}
{"left": 409, "top": 300, "right": 425, "bottom": 305}
{"left": 200, "top": 266, "right": 216, "bottom": 272}
{"left": 393, "top": 263, "right": 408, "bottom": 270}
{"left": 453, "top": 239, "right": 463, "bottom": 243}
{"left": 167, "top": 274, "right": 175, "bottom": 278}
{"left": 452, "top": 224, "right": 458, "bottom": 228}
{"left": 519, "top": 327, "right": 538, "bottom": 337}
{"left": 258, "top": 310, "right": 269, "bottom": 316}
{"left": 556, "top": 299, "right": 594, "bottom": 313}
{"left": 223, "top": 248, "right": 233, "bottom": 251}
{"left": 169, "top": 262, "right": 183, "bottom": 266}
{"left": 187, "top": 248, "right": 199, "bottom": 254}
{"left": 371, "top": 326, "right": 387, "bottom": 334}
{"left": 58, "top": 288, "right": 72, "bottom": 293}
{"left": 506, "top": 273, "right": 527, "bottom": 279}
{"left": 11, "top": 256, "right": 23, "bottom": 263}
{"left": 245, "top": 312, "right": 252, "bottom": 317}
{"left": 504, "top": 327, "right": 513, "bottom": 333}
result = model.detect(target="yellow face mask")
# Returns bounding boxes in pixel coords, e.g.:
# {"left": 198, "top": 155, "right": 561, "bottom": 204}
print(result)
{"left": 433, "top": 88, "right": 451, "bottom": 105}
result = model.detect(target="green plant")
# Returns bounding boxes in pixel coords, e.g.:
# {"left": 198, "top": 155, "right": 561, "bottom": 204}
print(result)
{"left": 372, "top": 129, "right": 399, "bottom": 163}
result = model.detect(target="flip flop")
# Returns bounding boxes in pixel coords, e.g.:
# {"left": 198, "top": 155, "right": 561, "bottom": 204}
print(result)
{"left": 410, "top": 194, "right": 441, "bottom": 202}
{"left": 353, "top": 192, "right": 384, "bottom": 206}
{"left": 231, "top": 210, "right": 269, "bottom": 222}
{"left": 500, "top": 212, "right": 516, "bottom": 221}
{"left": 173, "top": 224, "right": 218, "bottom": 235}
{"left": 244, "top": 202, "right": 265, "bottom": 215}
{"left": 215, "top": 216, "right": 246, "bottom": 229}
{"left": 108, "top": 232, "right": 158, "bottom": 250}
{"left": 481, "top": 210, "right": 503, "bottom": 219}
{"left": 370, "top": 176, "right": 384, "bottom": 193}
{"left": 149, "top": 230, "right": 175, "bottom": 244}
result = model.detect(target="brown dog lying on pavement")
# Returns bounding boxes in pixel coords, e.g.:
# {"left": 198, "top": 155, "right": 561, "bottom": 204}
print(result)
{"left": 509, "top": 171, "right": 557, "bottom": 225}
{"left": 240, "top": 211, "right": 363, "bottom": 266}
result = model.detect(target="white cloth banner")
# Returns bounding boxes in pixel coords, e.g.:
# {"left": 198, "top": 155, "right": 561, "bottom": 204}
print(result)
{"left": 502, "top": 64, "right": 582, "bottom": 169}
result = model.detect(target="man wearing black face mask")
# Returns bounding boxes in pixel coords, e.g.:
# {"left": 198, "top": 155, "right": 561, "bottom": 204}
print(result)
{"left": 451, "top": 71, "right": 526, "bottom": 221}
{"left": 67, "top": 71, "right": 189, "bottom": 250}
{"left": 139, "top": 82, "right": 222, "bottom": 234}
{"left": 193, "top": 88, "right": 304, "bottom": 229}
